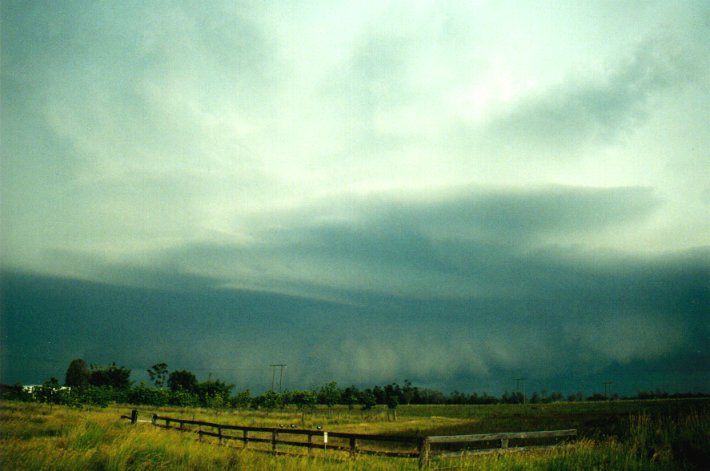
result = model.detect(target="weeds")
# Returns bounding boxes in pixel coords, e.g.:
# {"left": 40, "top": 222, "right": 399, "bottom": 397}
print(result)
{"left": 1, "top": 399, "right": 708, "bottom": 470}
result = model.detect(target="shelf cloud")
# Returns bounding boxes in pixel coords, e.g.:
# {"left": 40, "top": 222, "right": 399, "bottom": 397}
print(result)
{"left": 2, "top": 0, "right": 708, "bottom": 394}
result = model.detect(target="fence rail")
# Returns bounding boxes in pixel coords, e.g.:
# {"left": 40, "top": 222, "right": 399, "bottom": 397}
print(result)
{"left": 150, "top": 413, "right": 420, "bottom": 458}
{"left": 418, "top": 429, "right": 577, "bottom": 468}
{"left": 120, "top": 410, "right": 575, "bottom": 468}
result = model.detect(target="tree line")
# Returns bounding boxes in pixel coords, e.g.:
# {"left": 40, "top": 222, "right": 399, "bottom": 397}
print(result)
{"left": 1, "top": 358, "right": 706, "bottom": 408}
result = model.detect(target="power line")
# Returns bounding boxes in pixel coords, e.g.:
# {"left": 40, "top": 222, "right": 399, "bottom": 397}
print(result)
{"left": 269, "top": 364, "right": 286, "bottom": 392}
{"left": 602, "top": 381, "right": 613, "bottom": 399}
{"left": 514, "top": 377, "right": 527, "bottom": 404}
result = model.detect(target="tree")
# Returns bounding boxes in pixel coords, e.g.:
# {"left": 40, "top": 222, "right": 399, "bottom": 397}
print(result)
{"left": 384, "top": 382, "right": 402, "bottom": 405}
{"left": 318, "top": 381, "right": 341, "bottom": 408}
{"left": 168, "top": 370, "right": 198, "bottom": 393}
{"left": 386, "top": 394, "right": 399, "bottom": 421}
{"left": 34, "top": 377, "right": 62, "bottom": 404}
{"left": 291, "top": 389, "right": 317, "bottom": 424}
{"left": 358, "top": 390, "right": 377, "bottom": 411}
{"left": 65, "top": 359, "right": 89, "bottom": 388}
{"left": 253, "top": 390, "right": 282, "bottom": 411}
{"left": 0, "top": 384, "right": 29, "bottom": 401}
{"left": 341, "top": 385, "right": 359, "bottom": 409}
{"left": 198, "top": 379, "right": 234, "bottom": 406}
{"left": 147, "top": 363, "right": 168, "bottom": 388}
{"left": 231, "top": 389, "right": 252, "bottom": 409}
{"left": 128, "top": 384, "right": 170, "bottom": 406}
{"left": 168, "top": 389, "right": 198, "bottom": 407}
{"left": 402, "top": 380, "right": 415, "bottom": 405}
{"left": 88, "top": 363, "right": 131, "bottom": 389}
{"left": 372, "top": 385, "right": 385, "bottom": 404}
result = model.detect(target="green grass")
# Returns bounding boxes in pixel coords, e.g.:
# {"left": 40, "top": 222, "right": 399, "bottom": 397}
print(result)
{"left": 1, "top": 399, "right": 708, "bottom": 470}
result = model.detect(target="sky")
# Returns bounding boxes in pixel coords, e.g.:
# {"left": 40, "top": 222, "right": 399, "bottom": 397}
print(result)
{"left": 1, "top": 0, "right": 709, "bottom": 396}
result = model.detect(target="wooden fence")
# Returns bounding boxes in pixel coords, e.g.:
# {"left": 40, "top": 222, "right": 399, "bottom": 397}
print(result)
{"left": 418, "top": 429, "right": 578, "bottom": 468}
{"left": 120, "top": 411, "right": 576, "bottom": 469}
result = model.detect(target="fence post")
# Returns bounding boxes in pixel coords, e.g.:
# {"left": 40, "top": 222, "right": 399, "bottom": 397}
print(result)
{"left": 243, "top": 430, "right": 249, "bottom": 448}
{"left": 349, "top": 437, "right": 357, "bottom": 457}
{"left": 501, "top": 437, "right": 509, "bottom": 448}
{"left": 272, "top": 430, "right": 278, "bottom": 454}
{"left": 418, "top": 438, "right": 430, "bottom": 470}
{"left": 130, "top": 409, "right": 138, "bottom": 424}
{"left": 308, "top": 433, "right": 313, "bottom": 456}
{"left": 151, "top": 414, "right": 157, "bottom": 425}
{"left": 218, "top": 427, "right": 223, "bottom": 445}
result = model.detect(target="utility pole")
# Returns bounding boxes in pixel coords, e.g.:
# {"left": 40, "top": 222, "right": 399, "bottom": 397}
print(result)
{"left": 602, "top": 381, "right": 613, "bottom": 400}
{"left": 269, "top": 364, "right": 286, "bottom": 392}
{"left": 514, "top": 378, "right": 527, "bottom": 404}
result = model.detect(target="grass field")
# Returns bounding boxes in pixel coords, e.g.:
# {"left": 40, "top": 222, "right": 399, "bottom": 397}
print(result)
{"left": 1, "top": 398, "right": 708, "bottom": 470}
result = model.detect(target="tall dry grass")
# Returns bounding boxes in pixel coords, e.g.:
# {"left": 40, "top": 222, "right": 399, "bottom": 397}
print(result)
{"left": 2, "top": 400, "right": 708, "bottom": 470}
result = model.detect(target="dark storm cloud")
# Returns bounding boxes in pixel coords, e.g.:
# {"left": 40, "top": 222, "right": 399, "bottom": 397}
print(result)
{"left": 2, "top": 1, "right": 708, "bottom": 396}
{"left": 98, "top": 184, "right": 661, "bottom": 300}
{"left": 6, "top": 184, "right": 704, "bottom": 393}
{"left": 2, "top": 243, "right": 706, "bottom": 393}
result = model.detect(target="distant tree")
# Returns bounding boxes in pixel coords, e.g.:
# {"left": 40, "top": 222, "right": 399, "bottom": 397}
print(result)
{"left": 476, "top": 392, "right": 498, "bottom": 405}
{"left": 198, "top": 379, "right": 234, "bottom": 406}
{"left": 168, "top": 389, "right": 199, "bottom": 407}
{"left": 384, "top": 383, "right": 402, "bottom": 405}
{"left": 0, "top": 383, "right": 29, "bottom": 401}
{"left": 89, "top": 363, "right": 131, "bottom": 389}
{"left": 387, "top": 395, "right": 399, "bottom": 421}
{"left": 341, "top": 385, "right": 359, "bottom": 409}
{"left": 253, "top": 390, "right": 282, "bottom": 410}
{"left": 419, "top": 388, "right": 445, "bottom": 404}
{"left": 128, "top": 384, "right": 170, "bottom": 406}
{"left": 358, "top": 390, "right": 377, "bottom": 411}
{"left": 292, "top": 389, "right": 317, "bottom": 410}
{"left": 502, "top": 391, "right": 524, "bottom": 404}
{"left": 318, "top": 381, "right": 341, "bottom": 408}
{"left": 147, "top": 363, "right": 168, "bottom": 388}
{"left": 372, "top": 385, "right": 385, "bottom": 404}
{"left": 547, "top": 391, "right": 563, "bottom": 403}
{"left": 401, "top": 380, "right": 415, "bottom": 405}
{"left": 292, "top": 389, "right": 318, "bottom": 424}
{"left": 33, "top": 377, "right": 67, "bottom": 405}
{"left": 168, "top": 370, "right": 198, "bottom": 393}
{"left": 65, "top": 358, "right": 90, "bottom": 388}
{"left": 231, "top": 389, "right": 252, "bottom": 409}
{"left": 448, "top": 390, "right": 467, "bottom": 404}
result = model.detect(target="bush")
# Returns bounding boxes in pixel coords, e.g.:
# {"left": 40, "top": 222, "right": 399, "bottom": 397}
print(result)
{"left": 128, "top": 384, "right": 170, "bottom": 406}
{"left": 168, "top": 389, "right": 199, "bottom": 407}
{"left": 230, "top": 390, "right": 252, "bottom": 409}
{"left": 0, "top": 384, "right": 32, "bottom": 401}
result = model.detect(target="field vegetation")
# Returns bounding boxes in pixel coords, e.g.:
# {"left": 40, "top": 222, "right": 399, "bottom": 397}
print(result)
{"left": 2, "top": 398, "right": 708, "bottom": 470}
{"left": 3, "top": 359, "right": 707, "bottom": 468}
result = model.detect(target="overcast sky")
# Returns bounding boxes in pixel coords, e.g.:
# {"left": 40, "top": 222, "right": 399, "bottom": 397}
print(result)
{"left": 2, "top": 0, "right": 709, "bottom": 395}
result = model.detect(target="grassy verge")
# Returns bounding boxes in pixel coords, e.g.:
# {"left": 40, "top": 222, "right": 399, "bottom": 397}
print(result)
{"left": 1, "top": 399, "right": 708, "bottom": 470}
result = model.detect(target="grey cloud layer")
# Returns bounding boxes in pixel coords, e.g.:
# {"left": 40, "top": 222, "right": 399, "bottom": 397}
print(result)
{"left": 131, "top": 185, "right": 661, "bottom": 297}
{"left": 3, "top": 241, "right": 706, "bottom": 391}
{"left": 17, "top": 186, "right": 702, "bottom": 388}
